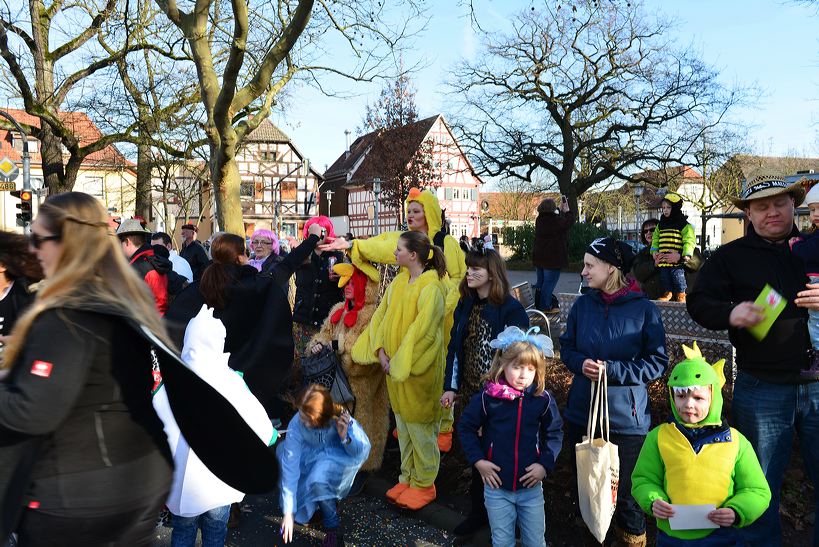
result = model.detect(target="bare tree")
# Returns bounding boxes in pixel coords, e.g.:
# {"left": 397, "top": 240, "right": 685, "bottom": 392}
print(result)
{"left": 448, "top": 0, "right": 751, "bottom": 217}
{"left": 0, "top": 0, "right": 184, "bottom": 193}
{"left": 152, "top": 0, "right": 426, "bottom": 235}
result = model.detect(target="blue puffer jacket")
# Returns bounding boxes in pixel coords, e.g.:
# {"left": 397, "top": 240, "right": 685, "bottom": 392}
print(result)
{"left": 443, "top": 294, "right": 529, "bottom": 392}
{"left": 458, "top": 385, "right": 563, "bottom": 491}
{"left": 559, "top": 289, "right": 668, "bottom": 436}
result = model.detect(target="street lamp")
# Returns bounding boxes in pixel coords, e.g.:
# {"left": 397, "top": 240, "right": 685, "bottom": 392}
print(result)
{"left": 633, "top": 184, "right": 644, "bottom": 241}
{"left": 325, "top": 189, "right": 334, "bottom": 216}
{"left": 372, "top": 178, "right": 381, "bottom": 235}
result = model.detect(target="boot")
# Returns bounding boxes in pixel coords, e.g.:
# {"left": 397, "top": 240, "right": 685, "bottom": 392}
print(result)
{"left": 613, "top": 526, "right": 646, "bottom": 547}
{"left": 453, "top": 469, "right": 489, "bottom": 536}
{"left": 673, "top": 292, "right": 686, "bottom": 303}
{"left": 322, "top": 527, "right": 343, "bottom": 547}
{"left": 385, "top": 482, "right": 409, "bottom": 503}
{"left": 656, "top": 292, "right": 673, "bottom": 301}
{"left": 395, "top": 484, "right": 436, "bottom": 510}
{"left": 227, "top": 502, "right": 241, "bottom": 528}
{"left": 801, "top": 349, "right": 819, "bottom": 380}
{"left": 437, "top": 430, "right": 452, "bottom": 453}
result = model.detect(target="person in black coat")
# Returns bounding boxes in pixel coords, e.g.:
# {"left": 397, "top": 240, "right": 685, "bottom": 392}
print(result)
{"left": 0, "top": 193, "right": 279, "bottom": 545}
{"left": 531, "top": 197, "right": 574, "bottom": 312}
{"left": 0, "top": 231, "right": 43, "bottom": 355}
{"left": 166, "top": 233, "right": 295, "bottom": 418}
{"left": 180, "top": 223, "right": 211, "bottom": 282}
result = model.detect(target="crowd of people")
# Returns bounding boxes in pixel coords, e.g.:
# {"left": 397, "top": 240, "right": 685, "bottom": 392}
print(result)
{"left": 0, "top": 174, "right": 817, "bottom": 547}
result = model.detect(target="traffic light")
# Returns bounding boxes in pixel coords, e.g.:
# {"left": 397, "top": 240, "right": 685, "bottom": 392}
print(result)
{"left": 11, "top": 189, "right": 32, "bottom": 226}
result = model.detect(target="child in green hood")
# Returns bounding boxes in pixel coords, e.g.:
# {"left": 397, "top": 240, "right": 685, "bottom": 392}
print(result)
{"left": 632, "top": 343, "right": 771, "bottom": 545}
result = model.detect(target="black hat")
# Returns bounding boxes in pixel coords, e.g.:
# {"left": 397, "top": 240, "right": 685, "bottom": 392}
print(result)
{"left": 586, "top": 237, "right": 635, "bottom": 273}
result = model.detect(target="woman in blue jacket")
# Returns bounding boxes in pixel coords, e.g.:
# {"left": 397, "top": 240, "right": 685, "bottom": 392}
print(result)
{"left": 559, "top": 237, "right": 668, "bottom": 547}
{"left": 440, "top": 248, "right": 528, "bottom": 537}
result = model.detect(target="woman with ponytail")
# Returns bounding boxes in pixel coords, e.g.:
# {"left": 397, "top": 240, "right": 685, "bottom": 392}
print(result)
{"left": 351, "top": 231, "right": 447, "bottom": 510}
{"left": 278, "top": 384, "right": 370, "bottom": 547}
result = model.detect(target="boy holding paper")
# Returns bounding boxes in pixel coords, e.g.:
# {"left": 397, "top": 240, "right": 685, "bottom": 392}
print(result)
{"left": 632, "top": 343, "right": 770, "bottom": 545}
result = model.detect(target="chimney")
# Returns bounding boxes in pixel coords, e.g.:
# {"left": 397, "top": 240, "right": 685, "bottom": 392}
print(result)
{"left": 344, "top": 129, "right": 351, "bottom": 159}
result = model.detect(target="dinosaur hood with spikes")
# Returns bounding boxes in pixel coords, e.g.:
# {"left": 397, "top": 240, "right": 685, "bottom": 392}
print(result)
{"left": 667, "top": 342, "right": 726, "bottom": 428}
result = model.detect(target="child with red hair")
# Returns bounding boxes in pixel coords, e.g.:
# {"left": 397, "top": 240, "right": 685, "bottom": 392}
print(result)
{"left": 278, "top": 384, "right": 370, "bottom": 546}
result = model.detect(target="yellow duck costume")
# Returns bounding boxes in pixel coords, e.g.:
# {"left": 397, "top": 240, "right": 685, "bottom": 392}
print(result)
{"left": 348, "top": 188, "right": 465, "bottom": 448}
{"left": 351, "top": 262, "right": 446, "bottom": 510}
{"left": 309, "top": 264, "right": 388, "bottom": 473}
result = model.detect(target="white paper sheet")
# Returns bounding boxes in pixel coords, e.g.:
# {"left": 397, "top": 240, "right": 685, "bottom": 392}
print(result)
{"left": 668, "top": 504, "right": 720, "bottom": 531}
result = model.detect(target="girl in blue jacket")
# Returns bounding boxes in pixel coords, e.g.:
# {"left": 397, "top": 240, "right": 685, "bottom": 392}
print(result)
{"left": 458, "top": 326, "right": 563, "bottom": 547}
{"left": 440, "top": 247, "right": 528, "bottom": 536}
{"left": 559, "top": 237, "right": 669, "bottom": 547}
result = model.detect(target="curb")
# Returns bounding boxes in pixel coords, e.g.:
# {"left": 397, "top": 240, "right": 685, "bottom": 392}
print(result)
{"left": 363, "top": 475, "right": 492, "bottom": 546}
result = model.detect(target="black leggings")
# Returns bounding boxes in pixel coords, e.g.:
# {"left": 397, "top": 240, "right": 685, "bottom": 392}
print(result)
{"left": 16, "top": 498, "right": 164, "bottom": 547}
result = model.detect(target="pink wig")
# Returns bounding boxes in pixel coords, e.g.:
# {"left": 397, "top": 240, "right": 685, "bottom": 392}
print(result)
{"left": 303, "top": 216, "right": 336, "bottom": 239}
{"left": 251, "top": 228, "right": 280, "bottom": 256}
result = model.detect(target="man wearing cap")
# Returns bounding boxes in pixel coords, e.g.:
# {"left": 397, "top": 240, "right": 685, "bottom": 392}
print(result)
{"left": 179, "top": 224, "right": 210, "bottom": 282}
{"left": 117, "top": 219, "right": 174, "bottom": 315}
{"left": 687, "top": 174, "right": 819, "bottom": 546}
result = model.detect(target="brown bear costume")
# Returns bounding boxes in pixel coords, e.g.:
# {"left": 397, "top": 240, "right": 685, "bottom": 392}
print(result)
{"left": 309, "top": 264, "right": 388, "bottom": 471}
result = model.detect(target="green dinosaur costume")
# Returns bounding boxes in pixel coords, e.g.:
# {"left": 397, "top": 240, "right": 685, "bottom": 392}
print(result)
{"left": 631, "top": 343, "right": 771, "bottom": 541}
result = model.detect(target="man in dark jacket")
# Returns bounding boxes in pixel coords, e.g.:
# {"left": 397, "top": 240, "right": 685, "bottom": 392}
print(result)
{"left": 179, "top": 224, "right": 210, "bottom": 282}
{"left": 531, "top": 197, "right": 574, "bottom": 312}
{"left": 687, "top": 174, "right": 819, "bottom": 546}
{"left": 117, "top": 219, "right": 173, "bottom": 315}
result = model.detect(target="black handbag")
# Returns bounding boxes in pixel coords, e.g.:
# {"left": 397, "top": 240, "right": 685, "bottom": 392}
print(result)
{"left": 300, "top": 346, "right": 356, "bottom": 414}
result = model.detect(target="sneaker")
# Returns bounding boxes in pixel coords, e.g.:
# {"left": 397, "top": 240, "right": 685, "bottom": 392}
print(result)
{"left": 322, "top": 527, "right": 344, "bottom": 547}
{"left": 656, "top": 292, "right": 673, "bottom": 301}
{"left": 453, "top": 512, "right": 489, "bottom": 536}
{"left": 673, "top": 293, "right": 686, "bottom": 303}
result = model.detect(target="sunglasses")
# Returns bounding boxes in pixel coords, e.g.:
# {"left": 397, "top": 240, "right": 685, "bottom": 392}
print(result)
{"left": 29, "top": 232, "right": 61, "bottom": 249}
{"left": 252, "top": 239, "right": 272, "bottom": 246}
{"left": 642, "top": 228, "right": 655, "bottom": 234}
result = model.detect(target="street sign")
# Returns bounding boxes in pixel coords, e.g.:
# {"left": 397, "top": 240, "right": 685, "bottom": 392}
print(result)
{"left": 0, "top": 156, "right": 19, "bottom": 183}
{"left": 0, "top": 182, "right": 15, "bottom": 191}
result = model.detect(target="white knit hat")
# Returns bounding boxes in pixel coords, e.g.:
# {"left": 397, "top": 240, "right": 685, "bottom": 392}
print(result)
{"left": 804, "top": 183, "right": 819, "bottom": 206}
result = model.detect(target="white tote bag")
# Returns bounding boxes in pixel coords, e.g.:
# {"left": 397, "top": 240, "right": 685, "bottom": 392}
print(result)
{"left": 575, "top": 368, "right": 620, "bottom": 543}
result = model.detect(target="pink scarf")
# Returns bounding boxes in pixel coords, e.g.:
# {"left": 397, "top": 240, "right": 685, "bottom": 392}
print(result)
{"left": 484, "top": 379, "right": 525, "bottom": 401}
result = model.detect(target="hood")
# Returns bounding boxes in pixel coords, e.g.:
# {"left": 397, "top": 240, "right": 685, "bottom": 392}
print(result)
{"left": 133, "top": 244, "right": 173, "bottom": 275}
{"left": 405, "top": 188, "right": 442, "bottom": 235}
{"left": 667, "top": 342, "right": 725, "bottom": 428}
{"left": 330, "top": 263, "right": 379, "bottom": 327}
{"left": 181, "top": 304, "right": 230, "bottom": 369}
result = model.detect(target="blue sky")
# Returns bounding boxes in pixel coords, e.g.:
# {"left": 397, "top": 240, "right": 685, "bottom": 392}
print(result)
{"left": 275, "top": 0, "right": 819, "bottom": 176}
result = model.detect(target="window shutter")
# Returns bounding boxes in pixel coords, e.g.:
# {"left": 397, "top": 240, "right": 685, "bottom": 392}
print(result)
{"left": 445, "top": 187, "right": 453, "bottom": 200}
{"left": 471, "top": 189, "right": 477, "bottom": 201}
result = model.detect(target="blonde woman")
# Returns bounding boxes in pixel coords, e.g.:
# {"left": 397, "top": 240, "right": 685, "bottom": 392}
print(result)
{"left": 559, "top": 237, "right": 669, "bottom": 547}
{"left": 0, "top": 193, "right": 278, "bottom": 545}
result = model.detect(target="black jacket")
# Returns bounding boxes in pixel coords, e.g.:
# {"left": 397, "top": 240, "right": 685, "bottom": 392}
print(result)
{"left": 0, "top": 279, "right": 37, "bottom": 337}
{"left": 687, "top": 224, "right": 810, "bottom": 383}
{"left": 532, "top": 212, "right": 574, "bottom": 269}
{"left": 292, "top": 249, "right": 344, "bottom": 328}
{"left": 165, "top": 265, "right": 294, "bottom": 414}
{"left": 180, "top": 239, "right": 211, "bottom": 282}
{"left": 0, "top": 304, "right": 279, "bottom": 539}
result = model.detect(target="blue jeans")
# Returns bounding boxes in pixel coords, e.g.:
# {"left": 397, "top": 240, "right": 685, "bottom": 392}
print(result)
{"left": 809, "top": 276, "right": 819, "bottom": 349}
{"left": 659, "top": 266, "right": 686, "bottom": 293}
{"left": 484, "top": 483, "right": 545, "bottom": 547}
{"left": 171, "top": 505, "right": 230, "bottom": 547}
{"left": 535, "top": 268, "right": 561, "bottom": 310}
{"left": 732, "top": 371, "right": 819, "bottom": 546}
{"left": 657, "top": 528, "right": 743, "bottom": 546}
{"left": 317, "top": 498, "right": 340, "bottom": 529}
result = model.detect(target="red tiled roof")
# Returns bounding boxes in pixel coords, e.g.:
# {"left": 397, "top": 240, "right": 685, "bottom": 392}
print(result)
{"left": 0, "top": 108, "right": 134, "bottom": 168}
{"left": 323, "top": 115, "right": 440, "bottom": 187}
